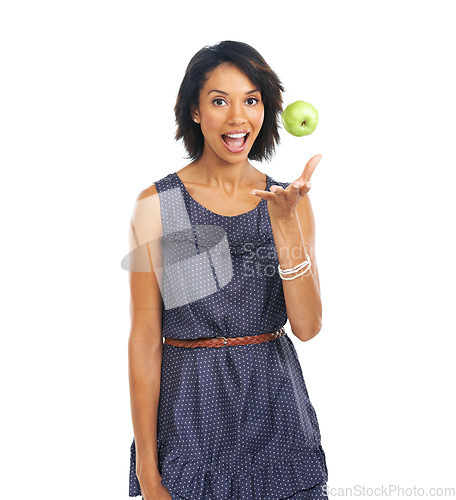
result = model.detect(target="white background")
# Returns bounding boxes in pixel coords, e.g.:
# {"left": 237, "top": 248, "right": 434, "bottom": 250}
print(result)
{"left": 1, "top": 1, "right": 455, "bottom": 499}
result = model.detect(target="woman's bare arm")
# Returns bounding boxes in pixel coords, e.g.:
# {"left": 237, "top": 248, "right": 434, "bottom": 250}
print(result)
{"left": 128, "top": 184, "right": 164, "bottom": 477}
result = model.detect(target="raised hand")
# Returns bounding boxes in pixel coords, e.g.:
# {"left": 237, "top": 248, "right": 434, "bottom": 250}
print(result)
{"left": 250, "top": 154, "right": 322, "bottom": 220}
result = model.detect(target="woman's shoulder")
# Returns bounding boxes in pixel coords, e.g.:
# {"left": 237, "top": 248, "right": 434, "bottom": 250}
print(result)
{"left": 136, "top": 183, "right": 157, "bottom": 202}
{"left": 137, "top": 172, "right": 178, "bottom": 201}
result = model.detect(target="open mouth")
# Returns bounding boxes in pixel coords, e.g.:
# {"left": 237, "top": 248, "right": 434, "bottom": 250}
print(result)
{"left": 221, "top": 132, "right": 250, "bottom": 153}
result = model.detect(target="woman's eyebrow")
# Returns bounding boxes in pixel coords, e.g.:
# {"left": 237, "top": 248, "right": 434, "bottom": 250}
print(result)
{"left": 207, "top": 89, "right": 260, "bottom": 96}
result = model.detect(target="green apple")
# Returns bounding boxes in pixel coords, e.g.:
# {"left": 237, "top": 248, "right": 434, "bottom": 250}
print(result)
{"left": 281, "top": 100, "right": 319, "bottom": 137}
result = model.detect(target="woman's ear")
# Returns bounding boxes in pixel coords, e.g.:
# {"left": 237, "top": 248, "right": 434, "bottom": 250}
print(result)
{"left": 191, "top": 106, "right": 199, "bottom": 124}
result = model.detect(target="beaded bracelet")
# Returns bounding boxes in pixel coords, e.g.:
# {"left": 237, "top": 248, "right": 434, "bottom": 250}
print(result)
{"left": 279, "top": 261, "right": 311, "bottom": 280}
{"left": 278, "top": 252, "right": 310, "bottom": 274}
{"left": 278, "top": 253, "right": 312, "bottom": 280}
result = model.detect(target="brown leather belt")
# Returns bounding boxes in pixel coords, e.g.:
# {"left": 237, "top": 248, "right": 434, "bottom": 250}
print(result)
{"left": 164, "top": 327, "right": 286, "bottom": 348}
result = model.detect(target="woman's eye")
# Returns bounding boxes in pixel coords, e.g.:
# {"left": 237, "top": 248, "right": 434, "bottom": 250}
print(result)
{"left": 246, "top": 98, "right": 259, "bottom": 105}
{"left": 213, "top": 98, "right": 226, "bottom": 106}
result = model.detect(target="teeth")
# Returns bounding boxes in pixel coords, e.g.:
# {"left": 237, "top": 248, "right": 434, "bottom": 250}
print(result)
{"left": 225, "top": 132, "right": 247, "bottom": 138}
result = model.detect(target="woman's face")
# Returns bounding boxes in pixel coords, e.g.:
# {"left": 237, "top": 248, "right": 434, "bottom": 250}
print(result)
{"left": 193, "top": 63, "right": 264, "bottom": 164}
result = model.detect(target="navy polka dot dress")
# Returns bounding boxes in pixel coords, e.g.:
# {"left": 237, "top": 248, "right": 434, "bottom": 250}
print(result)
{"left": 129, "top": 172, "right": 329, "bottom": 499}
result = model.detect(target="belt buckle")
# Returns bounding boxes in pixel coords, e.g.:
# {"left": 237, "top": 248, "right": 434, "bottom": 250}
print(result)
{"left": 215, "top": 336, "right": 227, "bottom": 347}
{"left": 273, "top": 327, "right": 284, "bottom": 339}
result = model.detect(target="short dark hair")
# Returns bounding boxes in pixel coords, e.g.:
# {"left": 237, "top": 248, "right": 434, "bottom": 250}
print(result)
{"left": 174, "top": 40, "right": 285, "bottom": 162}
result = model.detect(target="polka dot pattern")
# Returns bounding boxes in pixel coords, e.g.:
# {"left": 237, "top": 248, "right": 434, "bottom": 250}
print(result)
{"left": 129, "top": 172, "right": 328, "bottom": 499}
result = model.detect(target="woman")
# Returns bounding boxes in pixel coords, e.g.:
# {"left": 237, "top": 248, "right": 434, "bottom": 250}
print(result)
{"left": 128, "top": 40, "right": 328, "bottom": 500}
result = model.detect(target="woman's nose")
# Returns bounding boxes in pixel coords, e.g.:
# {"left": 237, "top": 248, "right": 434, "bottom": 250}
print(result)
{"left": 228, "top": 103, "right": 247, "bottom": 124}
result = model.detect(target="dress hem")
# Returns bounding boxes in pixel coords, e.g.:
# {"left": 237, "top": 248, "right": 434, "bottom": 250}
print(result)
{"left": 129, "top": 437, "right": 328, "bottom": 499}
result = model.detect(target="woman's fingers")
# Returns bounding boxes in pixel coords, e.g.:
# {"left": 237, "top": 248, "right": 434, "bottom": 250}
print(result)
{"left": 303, "top": 154, "right": 322, "bottom": 182}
